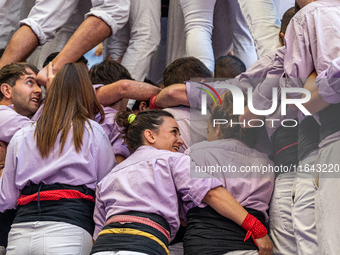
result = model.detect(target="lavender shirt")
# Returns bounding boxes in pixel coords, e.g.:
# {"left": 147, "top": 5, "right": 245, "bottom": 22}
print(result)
{"left": 317, "top": 57, "right": 340, "bottom": 104}
{"left": 93, "top": 84, "right": 130, "bottom": 157}
{"left": 0, "top": 119, "right": 116, "bottom": 212}
{"left": 186, "top": 139, "right": 274, "bottom": 222}
{"left": 282, "top": 0, "right": 340, "bottom": 98}
{"left": 0, "top": 105, "right": 32, "bottom": 143}
{"left": 93, "top": 145, "right": 222, "bottom": 240}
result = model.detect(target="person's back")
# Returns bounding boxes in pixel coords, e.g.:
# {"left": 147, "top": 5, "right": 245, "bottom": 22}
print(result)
{"left": 183, "top": 90, "right": 274, "bottom": 255}
{"left": 0, "top": 63, "right": 116, "bottom": 255}
{"left": 283, "top": 0, "right": 340, "bottom": 89}
{"left": 92, "top": 109, "right": 273, "bottom": 255}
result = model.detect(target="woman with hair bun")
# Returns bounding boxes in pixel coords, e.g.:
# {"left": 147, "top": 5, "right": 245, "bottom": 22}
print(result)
{"left": 183, "top": 91, "right": 275, "bottom": 255}
{"left": 0, "top": 63, "right": 116, "bottom": 255}
{"left": 91, "top": 109, "right": 273, "bottom": 255}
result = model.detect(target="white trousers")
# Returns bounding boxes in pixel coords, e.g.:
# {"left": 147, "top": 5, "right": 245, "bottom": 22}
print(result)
{"left": 180, "top": 0, "right": 258, "bottom": 73}
{"left": 105, "top": 0, "right": 161, "bottom": 82}
{"left": 6, "top": 221, "right": 92, "bottom": 255}
{"left": 269, "top": 172, "right": 297, "bottom": 255}
{"left": 292, "top": 150, "right": 319, "bottom": 255}
{"left": 0, "top": 0, "right": 21, "bottom": 48}
{"left": 237, "top": 0, "right": 281, "bottom": 57}
{"left": 314, "top": 139, "right": 340, "bottom": 255}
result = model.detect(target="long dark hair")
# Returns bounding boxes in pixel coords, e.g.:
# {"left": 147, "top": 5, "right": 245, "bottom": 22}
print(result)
{"left": 35, "top": 63, "right": 104, "bottom": 158}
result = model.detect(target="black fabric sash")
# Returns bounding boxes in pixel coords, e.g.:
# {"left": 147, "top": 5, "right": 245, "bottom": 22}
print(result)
{"left": 183, "top": 206, "right": 265, "bottom": 255}
{"left": 14, "top": 183, "right": 95, "bottom": 235}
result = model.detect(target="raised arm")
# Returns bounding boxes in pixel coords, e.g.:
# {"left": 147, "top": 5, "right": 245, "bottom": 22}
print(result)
{"left": 95, "top": 80, "right": 161, "bottom": 107}
{"left": 154, "top": 84, "right": 189, "bottom": 108}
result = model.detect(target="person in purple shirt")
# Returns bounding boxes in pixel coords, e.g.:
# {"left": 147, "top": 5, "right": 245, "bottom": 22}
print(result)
{"left": 0, "top": 62, "right": 41, "bottom": 254}
{"left": 0, "top": 63, "right": 116, "bottom": 255}
{"left": 0, "top": 63, "right": 41, "bottom": 144}
{"left": 183, "top": 90, "right": 274, "bottom": 255}
{"left": 91, "top": 110, "right": 273, "bottom": 255}
{"left": 89, "top": 60, "right": 161, "bottom": 163}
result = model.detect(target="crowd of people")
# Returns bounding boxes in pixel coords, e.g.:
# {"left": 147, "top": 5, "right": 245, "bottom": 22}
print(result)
{"left": 0, "top": 0, "right": 340, "bottom": 255}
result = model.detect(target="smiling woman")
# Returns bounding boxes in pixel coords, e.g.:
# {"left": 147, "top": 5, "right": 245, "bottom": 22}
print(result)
{"left": 91, "top": 109, "right": 273, "bottom": 255}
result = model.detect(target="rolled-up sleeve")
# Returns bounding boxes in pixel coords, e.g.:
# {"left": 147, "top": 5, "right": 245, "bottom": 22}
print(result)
{"left": 86, "top": 0, "right": 130, "bottom": 37}
{"left": 20, "top": 0, "right": 81, "bottom": 45}
{"left": 170, "top": 155, "right": 222, "bottom": 214}
{"left": 317, "top": 58, "right": 340, "bottom": 104}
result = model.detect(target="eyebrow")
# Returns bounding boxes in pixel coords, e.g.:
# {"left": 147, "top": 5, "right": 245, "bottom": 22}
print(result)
{"left": 172, "top": 127, "right": 181, "bottom": 135}
{"left": 25, "top": 76, "right": 36, "bottom": 81}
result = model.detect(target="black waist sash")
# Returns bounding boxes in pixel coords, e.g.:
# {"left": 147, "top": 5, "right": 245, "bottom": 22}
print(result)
{"left": 0, "top": 209, "right": 16, "bottom": 247}
{"left": 91, "top": 211, "right": 170, "bottom": 255}
{"left": 319, "top": 103, "right": 340, "bottom": 142}
{"left": 272, "top": 121, "right": 299, "bottom": 176}
{"left": 298, "top": 116, "right": 320, "bottom": 161}
{"left": 183, "top": 206, "right": 265, "bottom": 255}
{"left": 14, "top": 183, "right": 95, "bottom": 235}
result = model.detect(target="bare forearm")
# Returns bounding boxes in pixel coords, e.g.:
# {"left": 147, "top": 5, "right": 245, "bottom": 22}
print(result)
{"left": 0, "top": 25, "right": 39, "bottom": 68}
{"left": 96, "top": 80, "right": 161, "bottom": 106}
{"left": 52, "top": 16, "right": 111, "bottom": 71}
{"left": 203, "top": 186, "right": 248, "bottom": 226}
{"left": 154, "top": 84, "right": 189, "bottom": 108}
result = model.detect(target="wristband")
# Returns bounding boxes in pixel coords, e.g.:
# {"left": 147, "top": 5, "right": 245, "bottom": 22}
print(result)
{"left": 149, "top": 95, "right": 160, "bottom": 109}
{"left": 241, "top": 213, "right": 267, "bottom": 246}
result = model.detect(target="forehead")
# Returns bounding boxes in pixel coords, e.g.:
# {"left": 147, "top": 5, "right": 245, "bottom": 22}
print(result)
{"left": 16, "top": 68, "right": 36, "bottom": 81}
{"left": 161, "top": 116, "right": 178, "bottom": 129}
{"left": 23, "top": 68, "right": 36, "bottom": 77}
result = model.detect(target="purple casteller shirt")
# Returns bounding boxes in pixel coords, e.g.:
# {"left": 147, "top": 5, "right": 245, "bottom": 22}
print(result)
{"left": 93, "top": 145, "right": 222, "bottom": 240}
{"left": 0, "top": 119, "right": 116, "bottom": 212}
{"left": 0, "top": 105, "right": 33, "bottom": 143}
{"left": 317, "top": 56, "right": 340, "bottom": 104}
{"left": 186, "top": 139, "right": 274, "bottom": 223}
{"left": 281, "top": 0, "right": 340, "bottom": 98}
{"left": 93, "top": 84, "right": 130, "bottom": 158}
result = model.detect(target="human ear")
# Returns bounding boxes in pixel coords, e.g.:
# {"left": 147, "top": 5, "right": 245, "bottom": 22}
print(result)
{"left": 279, "top": 32, "right": 285, "bottom": 45}
{"left": 139, "top": 101, "right": 147, "bottom": 112}
{"left": 0, "top": 83, "right": 12, "bottom": 99}
{"left": 144, "top": 129, "right": 156, "bottom": 144}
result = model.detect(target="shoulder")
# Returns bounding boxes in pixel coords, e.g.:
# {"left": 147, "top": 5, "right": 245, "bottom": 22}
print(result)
{"left": 85, "top": 119, "right": 109, "bottom": 142}
{"left": 117, "top": 146, "right": 188, "bottom": 170}
{"left": 10, "top": 122, "right": 36, "bottom": 142}
{"left": 190, "top": 139, "right": 270, "bottom": 159}
{"left": 0, "top": 105, "right": 29, "bottom": 120}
